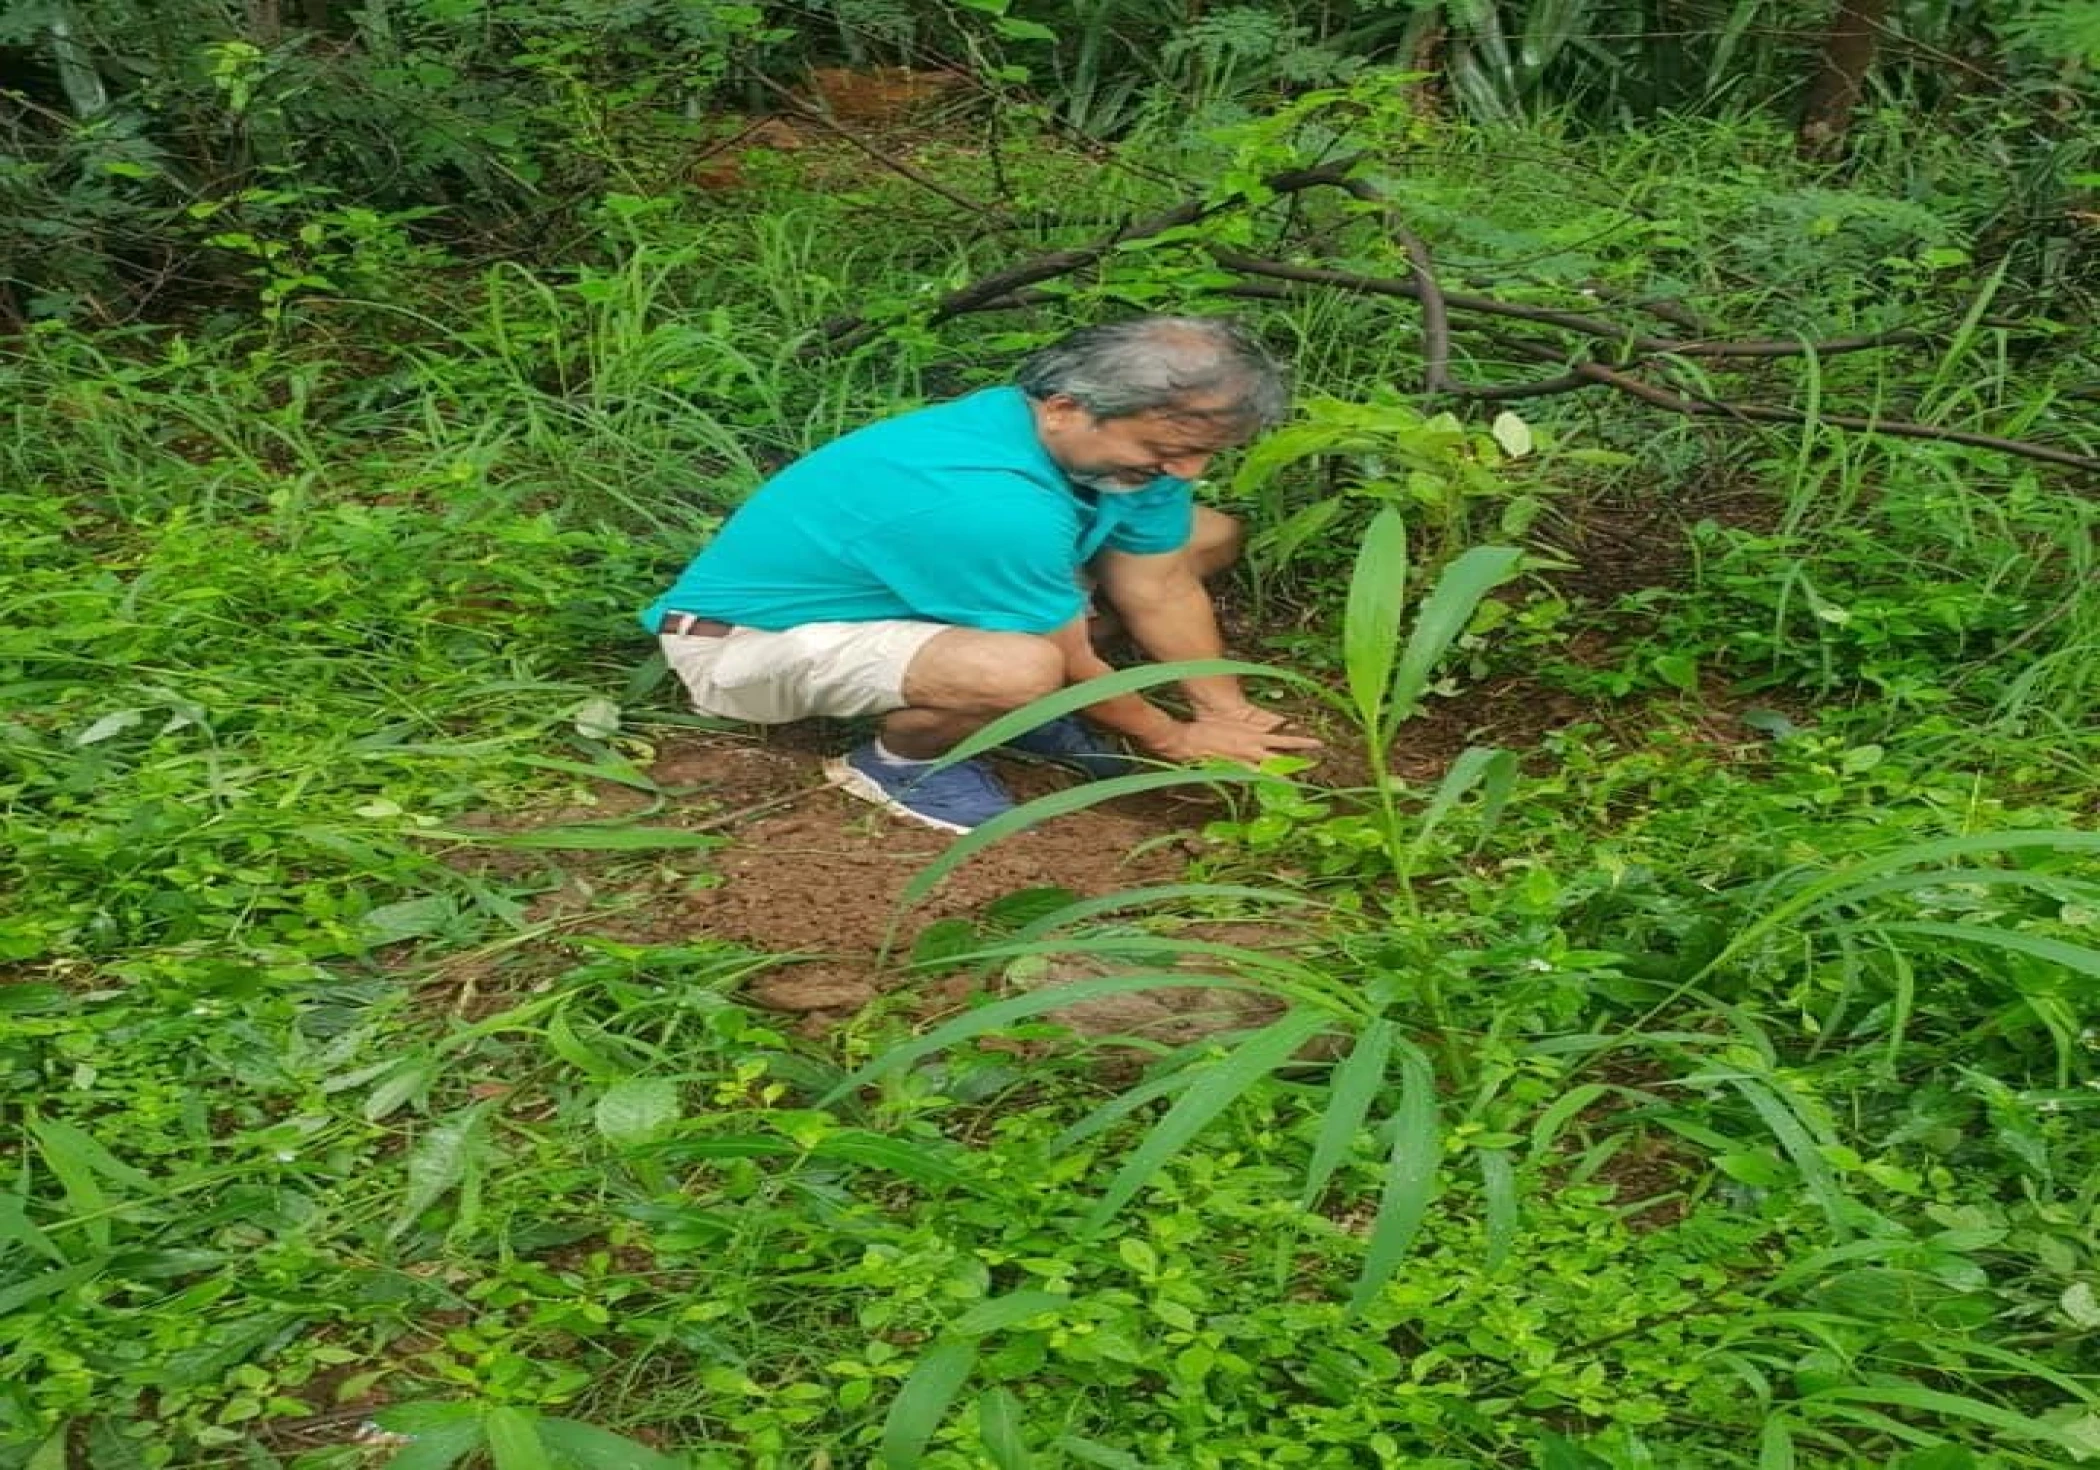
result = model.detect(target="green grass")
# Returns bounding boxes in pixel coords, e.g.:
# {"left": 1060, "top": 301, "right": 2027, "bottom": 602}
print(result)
{"left": 4, "top": 104, "right": 2098, "bottom": 1470}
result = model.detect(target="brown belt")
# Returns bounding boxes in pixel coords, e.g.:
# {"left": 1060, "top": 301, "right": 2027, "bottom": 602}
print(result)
{"left": 659, "top": 612, "right": 734, "bottom": 637}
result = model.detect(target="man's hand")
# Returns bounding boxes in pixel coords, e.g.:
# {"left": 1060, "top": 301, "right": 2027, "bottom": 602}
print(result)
{"left": 1144, "top": 716, "right": 1322, "bottom": 765}
{"left": 1187, "top": 698, "right": 1292, "bottom": 734}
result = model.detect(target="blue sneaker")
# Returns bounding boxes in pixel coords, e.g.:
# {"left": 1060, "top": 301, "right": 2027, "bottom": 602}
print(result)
{"left": 824, "top": 743, "right": 1016, "bottom": 834}
{"left": 998, "top": 715, "right": 1135, "bottom": 780}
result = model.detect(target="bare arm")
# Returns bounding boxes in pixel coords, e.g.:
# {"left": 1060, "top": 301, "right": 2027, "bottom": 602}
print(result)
{"left": 1059, "top": 551, "right": 1321, "bottom": 763}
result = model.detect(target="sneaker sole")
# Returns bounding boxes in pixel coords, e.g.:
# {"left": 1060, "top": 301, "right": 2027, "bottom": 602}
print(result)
{"left": 822, "top": 755, "right": 973, "bottom": 835}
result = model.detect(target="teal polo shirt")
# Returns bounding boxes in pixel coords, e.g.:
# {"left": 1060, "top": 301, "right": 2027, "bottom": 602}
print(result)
{"left": 641, "top": 387, "right": 1194, "bottom": 636}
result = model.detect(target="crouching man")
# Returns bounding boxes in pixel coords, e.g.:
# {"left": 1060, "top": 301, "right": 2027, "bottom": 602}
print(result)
{"left": 640, "top": 315, "right": 1321, "bottom": 833}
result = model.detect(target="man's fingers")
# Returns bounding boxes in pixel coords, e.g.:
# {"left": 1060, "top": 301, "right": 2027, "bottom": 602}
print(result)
{"left": 1259, "top": 732, "right": 1323, "bottom": 751}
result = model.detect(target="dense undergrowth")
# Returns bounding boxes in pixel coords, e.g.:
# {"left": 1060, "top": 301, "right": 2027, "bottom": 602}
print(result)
{"left": 4, "top": 82, "right": 2100, "bottom": 1470}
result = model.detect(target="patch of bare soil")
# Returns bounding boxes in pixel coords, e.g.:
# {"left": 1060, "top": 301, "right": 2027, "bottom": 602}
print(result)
{"left": 453, "top": 720, "right": 1245, "bottom": 1030}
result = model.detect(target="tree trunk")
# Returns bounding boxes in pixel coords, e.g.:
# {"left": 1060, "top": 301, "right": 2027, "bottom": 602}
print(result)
{"left": 1798, "top": 0, "right": 1894, "bottom": 161}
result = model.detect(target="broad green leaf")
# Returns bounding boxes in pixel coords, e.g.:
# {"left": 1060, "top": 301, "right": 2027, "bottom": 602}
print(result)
{"left": 1086, "top": 1009, "right": 1331, "bottom": 1232}
{"left": 388, "top": 1106, "right": 491, "bottom": 1242}
{"left": 0, "top": 1260, "right": 103, "bottom": 1316}
{"left": 1757, "top": 1415, "right": 1797, "bottom": 1470}
{"left": 536, "top": 1416, "right": 683, "bottom": 1470}
{"left": 517, "top": 755, "right": 664, "bottom": 793}
{"left": 1411, "top": 745, "right": 1518, "bottom": 852}
{"left": 1349, "top": 1040, "right": 1442, "bottom": 1313}
{"left": 545, "top": 1010, "right": 626, "bottom": 1082}
{"left": 1525, "top": 1083, "right": 1611, "bottom": 1160}
{"left": 1489, "top": 410, "right": 1534, "bottom": 457}
{"left": 358, "top": 896, "right": 457, "bottom": 946}
{"left": 813, "top": 1130, "right": 989, "bottom": 1195}
{"left": 30, "top": 1118, "right": 151, "bottom": 1189}
{"left": 483, "top": 1406, "right": 555, "bottom": 1470}
{"left": 881, "top": 1338, "right": 979, "bottom": 1469}
{"left": 31, "top": 1118, "right": 145, "bottom": 1253}
{"left": 1298, "top": 1018, "right": 1396, "bottom": 1210}
{"left": 949, "top": 1290, "right": 1067, "bottom": 1336}
{"left": 74, "top": 708, "right": 143, "bottom": 745}
{"left": 977, "top": 1386, "right": 1032, "bottom": 1469}
{"left": 1342, "top": 506, "right": 1410, "bottom": 730}
{"left": 1388, "top": 545, "right": 1524, "bottom": 723}
{"left": 382, "top": 1424, "right": 482, "bottom": 1470}
{"left": 1053, "top": 1438, "right": 1145, "bottom": 1470}
{"left": 0, "top": 1195, "right": 64, "bottom": 1264}
{"left": 594, "top": 1077, "right": 682, "bottom": 1148}
{"left": 26, "top": 1427, "right": 68, "bottom": 1470}
{"left": 371, "top": 1402, "right": 482, "bottom": 1470}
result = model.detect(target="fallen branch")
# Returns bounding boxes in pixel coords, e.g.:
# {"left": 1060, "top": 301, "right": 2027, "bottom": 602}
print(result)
{"left": 800, "top": 164, "right": 2093, "bottom": 474}
{"left": 1497, "top": 339, "right": 2100, "bottom": 471}
{"left": 806, "top": 159, "right": 1365, "bottom": 355}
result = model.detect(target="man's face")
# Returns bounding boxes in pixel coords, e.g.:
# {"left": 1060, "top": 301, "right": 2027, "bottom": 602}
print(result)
{"left": 1032, "top": 394, "right": 1249, "bottom": 493}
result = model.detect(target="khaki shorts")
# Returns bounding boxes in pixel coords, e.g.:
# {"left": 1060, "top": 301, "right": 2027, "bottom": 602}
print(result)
{"left": 659, "top": 619, "right": 949, "bottom": 724}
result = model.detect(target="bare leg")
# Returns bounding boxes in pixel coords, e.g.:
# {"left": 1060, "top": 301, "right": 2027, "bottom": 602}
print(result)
{"left": 877, "top": 627, "right": 1064, "bottom": 758}
{"left": 1090, "top": 507, "right": 1244, "bottom": 643}
{"left": 1186, "top": 505, "right": 1245, "bottom": 581}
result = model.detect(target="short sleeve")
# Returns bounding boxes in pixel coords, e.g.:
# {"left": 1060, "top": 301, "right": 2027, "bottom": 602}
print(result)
{"left": 1101, "top": 480, "right": 1194, "bottom": 555}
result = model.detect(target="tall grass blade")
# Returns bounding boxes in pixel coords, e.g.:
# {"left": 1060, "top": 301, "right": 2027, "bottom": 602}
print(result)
{"left": 881, "top": 1338, "right": 980, "bottom": 1469}
{"left": 896, "top": 768, "right": 1273, "bottom": 913}
{"left": 1802, "top": 1383, "right": 2089, "bottom": 1452}
{"left": 1298, "top": 1018, "right": 1397, "bottom": 1210}
{"left": 1412, "top": 745, "right": 1519, "bottom": 849}
{"left": 535, "top": 1418, "right": 683, "bottom": 1469}
{"left": 1875, "top": 921, "right": 2100, "bottom": 980}
{"left": 1525, "top": 1082, "right": 1611, "bottom": 1160}
{"left": 1727, "top": 1078, "right": 1854, "bottom": 1239}
{"left": 976, "top": 1387, "right": 1031, "bottom": 1470}
{"left": 1388, "top": 545, "right": 1524, "bottom": 721}
{"left": 1349, "top": 1039, "right": 1442, "bottom": 1314}
{"left": 1479, "top": 1148, "right": 1518, "bottom": 1271}
{"left": 1756, "top": 1417, "right": 1797, "bottom": 1470}
{"left": 1085, "top": 1009, "right": 1332, "bottom": 1232}
{"left": 949, "top": 1291, "right": 1068, "bottom": 1337}
{"left": 939, "top": 660, "right": 1310, "bottom": 767}
{"left": 482, "top": 1407, "right": 555, "bottom": 1470}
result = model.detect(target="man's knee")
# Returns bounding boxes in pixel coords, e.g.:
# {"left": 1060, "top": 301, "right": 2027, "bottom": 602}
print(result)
{"left": 1189, "top": 507, "right": 1244, "bottom": 581}
{"left": 902, "top": 629, "right": 1063, "bottom": 712}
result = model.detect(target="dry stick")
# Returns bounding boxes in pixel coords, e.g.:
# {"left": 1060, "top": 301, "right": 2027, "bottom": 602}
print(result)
{"left": 1495, "top": 339, "right": 2100, "bottom": 474}
{"left": 1332, "top": 175, "right": 1459, "bottom": 395}
{"left": 1210, "top": 250, "right": 1962, "bottom": 361}
{"left": 797, "top": 166, "right": 2090, "bottom": 470}
{"left": 806, "top": 159, "right": 1366, "bottom": 355}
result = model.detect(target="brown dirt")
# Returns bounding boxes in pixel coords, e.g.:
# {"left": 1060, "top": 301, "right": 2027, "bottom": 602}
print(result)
{"left": 447, "top": 719, "right": 1251, "bottom": 1031}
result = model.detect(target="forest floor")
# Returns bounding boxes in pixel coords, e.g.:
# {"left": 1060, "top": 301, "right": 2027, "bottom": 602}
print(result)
{"left": 430, "top": 469, "right": 1778, "bottom": 1040}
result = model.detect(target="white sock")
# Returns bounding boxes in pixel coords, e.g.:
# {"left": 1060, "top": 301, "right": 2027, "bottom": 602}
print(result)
{"left": 871, "top": 737, "right": 934, "bottom": 766}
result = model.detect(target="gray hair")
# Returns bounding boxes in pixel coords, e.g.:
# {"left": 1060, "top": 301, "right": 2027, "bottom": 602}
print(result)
{"left": 1015, "top": 316, "right": 1288, "bottom": 431}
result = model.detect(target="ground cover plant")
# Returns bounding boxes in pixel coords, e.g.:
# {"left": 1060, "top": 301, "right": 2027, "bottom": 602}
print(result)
{"left": 4, "top": 20, "right": 2099, "bottom": 1470}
